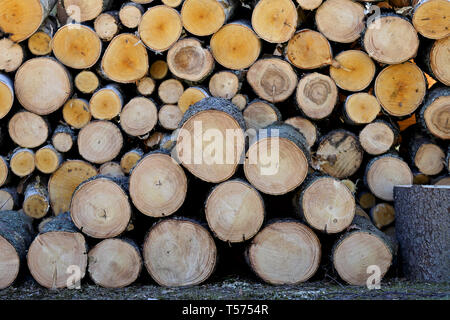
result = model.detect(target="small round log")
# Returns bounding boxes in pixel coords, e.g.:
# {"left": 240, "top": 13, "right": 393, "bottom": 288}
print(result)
{"left": 343, "top": 93, "right": 381, "bottom": 125}
{"left": 209, "top": 71, "right": 240, "bottom": 99}
{"left": 120, "top": 97, "right": 158, "bottom": 137}
{"left": 370, "top": 203, "right": 395, "bottom": 229}
{"left": 120, "top": 149, "right": 143, "bottom": 174}
{"left": 94, "top": 11, "right": 120, "bottom": 41}
{"left": 408, "top": 133, "right": 445, "bottom": 175}
{"left": 74, "top": 71, "right": 100, "bottom": 94}
{"left": 285, "top": 116, "right": 318, "bottom": 147}
{"left": 150, "top": 60, "right": 169, "bottom": 80}
{"left": 62, "top": 98, "right": 92, "bottom": 129}
{"left": 417, "top": 86, "right": 450, "bottom": 140}
{"left": 412, "top": 0, "right": 450, "bottom": 40}
{"left": 136, "top": 77, "right": 155, "bottom": 96}
{"left": 143, "top": 218, "right": 217, "bottom": 287}
{"left": 357, "top": 190, "right": 377, "bottom": 210}
{"left": 99, "top": 162, "right": 125, "bottom": 178}
{"left": 246, "top": 220, "right": 321, "bottom": 285}
{"left": 231, "top": 94, "right": 248, "bottom": 111}
{"left": 243, "top": 100, "right": 282, "bottom": 131}
{"left": 8, "top": 111, "right": 49, "bottom": 149}
{"left": 158, "top": 104, "right": 184, "bottom": 130}
{"left": 27, "top": 17, "right": 56, "bottom": 56}
{"left": 10, "top": 148, "right": 35, "bottom": 178}
{"left": 159, "top": 79, "right": 184, "bottom": 105}
{"left": 119, "top": 2, "right": 144, "bottom": 29}
{"left": 35, "top": 145, "right": 63, "bottom": 174}
{"left": 52, "top": 125, "right": 76, "bottom": 153}
{"left": 359, "top": 120, "right": 398, "bottom": 155}
{"left": 178, "top": 86, "right": 209, "bottom": 113}
{"left": 0, "top": 38, "right": 25, "bottom": 73}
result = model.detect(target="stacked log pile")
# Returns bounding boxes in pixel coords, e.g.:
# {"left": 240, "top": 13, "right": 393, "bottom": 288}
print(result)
{"left": 0, "top": 0, "right": 448, "bottom": 289}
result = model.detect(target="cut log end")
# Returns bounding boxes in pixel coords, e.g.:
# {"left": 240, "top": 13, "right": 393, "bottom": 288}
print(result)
{"left": 344, "top": 93, "right": 381, "bottom": 124}
{"left": 8, "top": 111, "right": 48, "bottom": 149}
{"left": 75, "top": 71, "right": 99, "bottom": 95}
{"left": 120, "top": 149, "right": 143, "bottom": 174}
{"left": 62, "top": 98, "right": 92, "bottom": 129}
{"left": 150, "top": 60, "right": 168, "bottom": 80}
{"left": 285, "top": 117, "right": 318, "bottom": 147}
{"left": 412, "top": 0, "right": 450, "bottom": 39}
{"left": 94, "top": 12, "right": 120, "bottom": 41}
{"left": 0, "top": 236, "right": 20, "bottom": 290}
{"left": 287, "top": 30, "right": 332, "bottom": 70}
{"left": 370, "top": 203, "right": 395, "bottom": 229}
{"left": 243, "top": 100, "right": 281, "bottom": 131}
{"left": 119, "top": 3, "right": 143, "bottom": 29}
{"left": 159, "top": 79, "right": 184, "bottom": 105}
{"left": 181, "top": 0, "right": 227, "bottom": 36}
{"left": 136, "top": 77, "right": 156, "bottom": 96}
{"left": 413, "top": 143, "right": 445, "bottom": 176}
{"left": 159, "top": 104, "right": 183, "bottom": 130}
{"left": 430, "top": 37, "right": 450, "bottom": 85}
{"left": 120, "top": 97, "right": 157, "bottom": 137}
{"left": 28, "top": 31, "right": 52, "bottom": 56}
{"left": 0, "top": 38, "right": 24, "bottom": 73}
{"left": 209, "top": 71, "right": 240, "bottom": 99}
{"left": 10, "top": 149, "right": 35, "bottom": 178}
{"left": 178, "top": 87, "right": 208, "bottom": 113}
{"left": 359, "top": 122, "right": 396, "bottom": 155}
{"left": 35, "top": 146, "right": 62, "bottom": 174}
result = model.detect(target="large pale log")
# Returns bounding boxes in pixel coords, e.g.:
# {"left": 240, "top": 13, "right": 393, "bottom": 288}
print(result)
{"left": 8, "top": 111, "right": 49, "bottom": 149}
{"left": 412, "top": 0, "right": 450, "bottom": 40}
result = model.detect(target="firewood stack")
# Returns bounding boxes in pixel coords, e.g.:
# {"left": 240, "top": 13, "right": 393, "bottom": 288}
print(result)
{"left": 0, "top": 0, "right": 448, "bottom": 289}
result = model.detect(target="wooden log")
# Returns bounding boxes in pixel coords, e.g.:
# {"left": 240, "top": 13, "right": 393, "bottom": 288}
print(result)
{"left": 285, "top": 116, "right": 318, "bottom": 147}
{"left": 363, "top": 14, "right": 419, "bottom": 64}
{"left": 394, "top": 185, "right": 449, "bottom": 282}
{"left": 286, "top": 29, "right": 333, "bottom": 70}
{"left": 176, "top": 97, "right": 245, "bottom": 182}
{"left": 120, "top": 149, "right": 143, "bottom": 174}
{"left": 0, "top": 157, "right": 10, "bottom": 188}
{"left": 10, "top": 148, "right": 35, "bottom": 178}
{"left": 143, "top": 218, "right": 217, "bottom": 287}
{"left": 162, "top": 0, "right": 183, "bottom": 7}
{"left": 99, "top": 162, "right": 125, "bottom": 178}
{"left": 417, "top": 86, "right": 450, "bottom": 140}
{"left": 0, "top": 74, "right": 14, "bottom": 120}
{"left": 343, "top": 93, "right": 381, "bottom": 125}
{"left": 88, "top": 238, "right": 142, "bottom": 288}
{"left": 158, "top": 104, "right": 184, "bottom": 131}
{"left": 329, "top": 50, "right": 376, "bottom": 92}
{"left": 294, "top": 175, "right": 355, "bottom": 233}
{"left": 35, "top": 145, "right": 63, "bottom": 174}
{"left": 14, "top": 57, "right": 72, "bottom": 115}
{"left": 370, "top": 203, "right": 395, "bottom": 229}
{"left": 243, "top": 100, "right": 282, "bottom": 131}
{"left": 90, "top": 85, "right": 124, "bottom": 120}
{"left": 70, "top": 175, "right": 131, "bottom": 239}
{"left": 63, "top": 0, "right": 112, "bottom": 22}
{"left": 412, "top": 0, "right": 450, "bottom": 40}
{"left": 74, "top": 71, "right": 100, "bottom": 94}
{"left": 167, "top": 38, "right": 215, "bottom": 83}
{"left": 0, "top": 210, "right": 34, "bottom": 289}
{"left": 0, "top": 38, "right": 25, "bottom": 73}
{"left": 52, "top": 125, "right": 76, "bottom": 153}
{"left": 139, "top": 5, "right": 182, "bottom": 52}
{"left": 178, "top": 86, "right": 209, "bottom": 113}
{"left": 94, "top": 11, "right": 120, "bottom": 41}
{"left": 231, "top": 94, "right": 248, "bottom": 111}
{"left": 251, "top": 0, "right": 298, "bottom": 43}
{"left": 247, "top": 57, "right": 298, "bottom": 103}
{"left": 0, "top": 188, "right": 19, "bottom": 211}
{"left": 332, "top": 215, "right": 395, "bottom": 286}
{"left": 150, "top": 60, "right": 169, "bottom": 80}
{"left": 209, "top": 71, "right": 241, "bottom": 99}
{"left": 359, "top": 120, "right": 398, "bottom": 155}
{"left": 23, "top": 176, "right": 50, "bottom": 219}
{"left": 119, "top": 2, "right": 144, "bottom": 29}
{"left": 0, "top": 0, "right": 57, "bottom": 42}
{"left": 365, "top": 154, "right": 413, "bottom": 201}
{"left": 101, "top": 33, "right": 149, "bottom": 83}
{"left": 136, "top": 77, "right": 155, "bottom": 96}
{"left": 8, "top": 111, "right": 49, "bottom": 149}
{"left": 52, "top": 24, "right": 102, "bottom": 69}
{"left": 246, "top": 220, "right": 321, "bottom": 285}
{"left": 375, "top": 62, "right": 427, "bottom": 117}
{"left": 244, "top": 123, "right": 310, "bottom": 195}
{"left": 407, "top": 132, "right": 445, "bottom": 175}
{"left": 297, "top": 0, "right": 322, "bottom": 10}
{"left": 158, "top": 79, "right": 184, "bottom": 105}
{"left": 48, "top": 160, "right": 98, "bottom": 215}
{"left": 62, "top": 98, "right": 92, "bottom": 129}
{"left": 27, "top": 212, "right": 87, "bottom": 289}
{"left": 210, "top": 21, "right": 262, "bottom": 70}
{"left": 129, "top": 152, "right": 187, "bottom": 217}
{"left": 120, "top": 97, "right": 158, "bottom": 137}
{"left": 314, "top": 130, "right": 364, "bottom": 179}
{"left": 78, "top": 121, "right": 123, "bottom": 164}
{"left": 181, "top": 0, "right": 236, "bottom": 36}
{"left": 357, "top": 190, "right": 377, "bottom": 210}
{"left": 315, "top": 0, "right": 365, "bottom": 43}
{"left": 205, "top": 179, "right": 265, "bottom": 243}
{"left": 27, "top": 16, "right": 56, "bottom": 56}
{"left": 295, "top": 73, "right": 338, "bottom": 120}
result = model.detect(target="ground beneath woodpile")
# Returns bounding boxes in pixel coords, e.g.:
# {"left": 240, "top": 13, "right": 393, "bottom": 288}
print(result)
{"left": 1, "top": 276, "right": 449, "bottom": 300}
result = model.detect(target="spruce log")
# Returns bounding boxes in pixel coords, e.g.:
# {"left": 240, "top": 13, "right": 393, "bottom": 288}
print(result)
{"left": 167, "top": 38, "right": 215, "bottom": 83}
{"left": 0, "top": 0, "right": 57, "bottom": 42}
{"left": 332, "top": 215, "right": 395, "bottom": 286}
{"left": 412, "top": 0, "right": 450, "bottom": 40}
{"left": 0, "top": 38, "right": 25, "bottom": 73}
{"left": 63, "top": 0, "right": 112, "bottom": 22}
{"left": 359, "top": 120, "right": 398, "bottom": 155}
{"left": 158, "top": 104, "right": 184, "bottom": 130}
{"left": 35, "top": 145, "right": 63, "bottom": 174}
{"left": 295, "top": 73, "right": 338, "bottom": 120}
{"left": 0, "top": 211, "right": 34, "bottom": 289}
{"left": 176, "top": 97, "right": 245, "bottom": 183}
{"left": 210, "top": 21, "right": 261, "bottom": 70}
{"left": 315, "top": 0, "right": 365, "bottom": 43}
{"left": 370, "top": 203, "right": 395, "bottom": 229}
{"left": 294, "top": 175, "right": 355, "bottom": 233}
{"left": 52, "top": 125, "right": 76, "bottom": 153}
{"left": 52, "top": 24, "right": 102, "bottom": 69}
{"left": 375, "top": 62, "right": 427, "bottom": 117}
{"left": 120, "top": 149, "right": 143, "bottom": 174}
{"left": 101, "top": 33, "right": 149, "bottom": 83}
{"left": 0, "top": 188, "right": 19, "bottom": 211}
{"left": 48, "top": 160, "right": 98, "bottom": 215}
{"left": 417, "top": 86, "right": 450, "bottom": 140}
{"left": 178, "top": 87, "right": 209, "bottom": 113}
{"left": 62, "top": 98, "right": 92, "bottom": 129}
{"left": 27, "top": 212, "right": 87, "bottom": 289}
{"left": 243, "top": 100, "right": 282, "bottom": 131}
{"left": 129, "top": 152, "right": 187, "bottom": 217}
{"left": 251, "top": 0, "right": 298, "bottom": 43}
{"left": 343, "top": 93, "right": 381, "bottom": 125}
{"left": 0, "top": 73, "right": 14, "bottom": 119}
{"left": 120, "top": 97, "right": 158, "bottom": 137}
{"left": 136, "top": 77, "right": 155, "bottom": 96}
{"left": 247, "top": 57, "right": 298, "bottom": 103}
{"left": 27, "top": 16, "right": 56, "bottom": 56}
{"left": 244, "top": 123, "right": 310, "bottom": 195}
{"left": 285, "top": 116, "right": 318, "bottom": 147}
{"left": 205, "top": 179, "right": 265, "bottom": 243}
{"left": 119, "top": 2, "right": 144, "bottom": 29}
{"left": 181, "top": 0, "right": 236, "bottom": 36}
{"left": 8, "top": 111, "right": 49, "bottom": 149}
{"left": 78, "top": 121, "right": 123, "bottom": 164}
{"left": 143, "top": 218, "right": 217, "bottom": 287}
{"left": 394, "top": 185, "right": 449, "bottom": 282}
{"left": 10, "top": 148, "right": 35, "bottom": 178}
{"left": 74, "top": 71, "right": 100, "bottom": 94}
{"left": 246, "top": 220, "right": 321, "bottom": 285}
{"left": 314, "top": 130, "right": 364, "bottom": 179}
{"left": 209, "top": 71, "right": 241, "bottom": 99}
{"left": 139, "top": 5, "right": 182, "bottom": 52}
{"left": 159, "top": 79, "right": 184, "bottom": 105}
{"left": 88, "top": 238, "right": 142, "bottom": 288}
{"left": 70, "top": 175, "right": 131, "bottom": 239}
{"left": 23, "top": 176, "right": 50, "bottom": 219}
{"left": 365, "top": 154, "right": 413, "bottom": 201}
{"left": 14, "top": 57, "right": 72, "bottom": 115}
{"left": 94, "top": 11, "right": 120, "bottom": 41}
